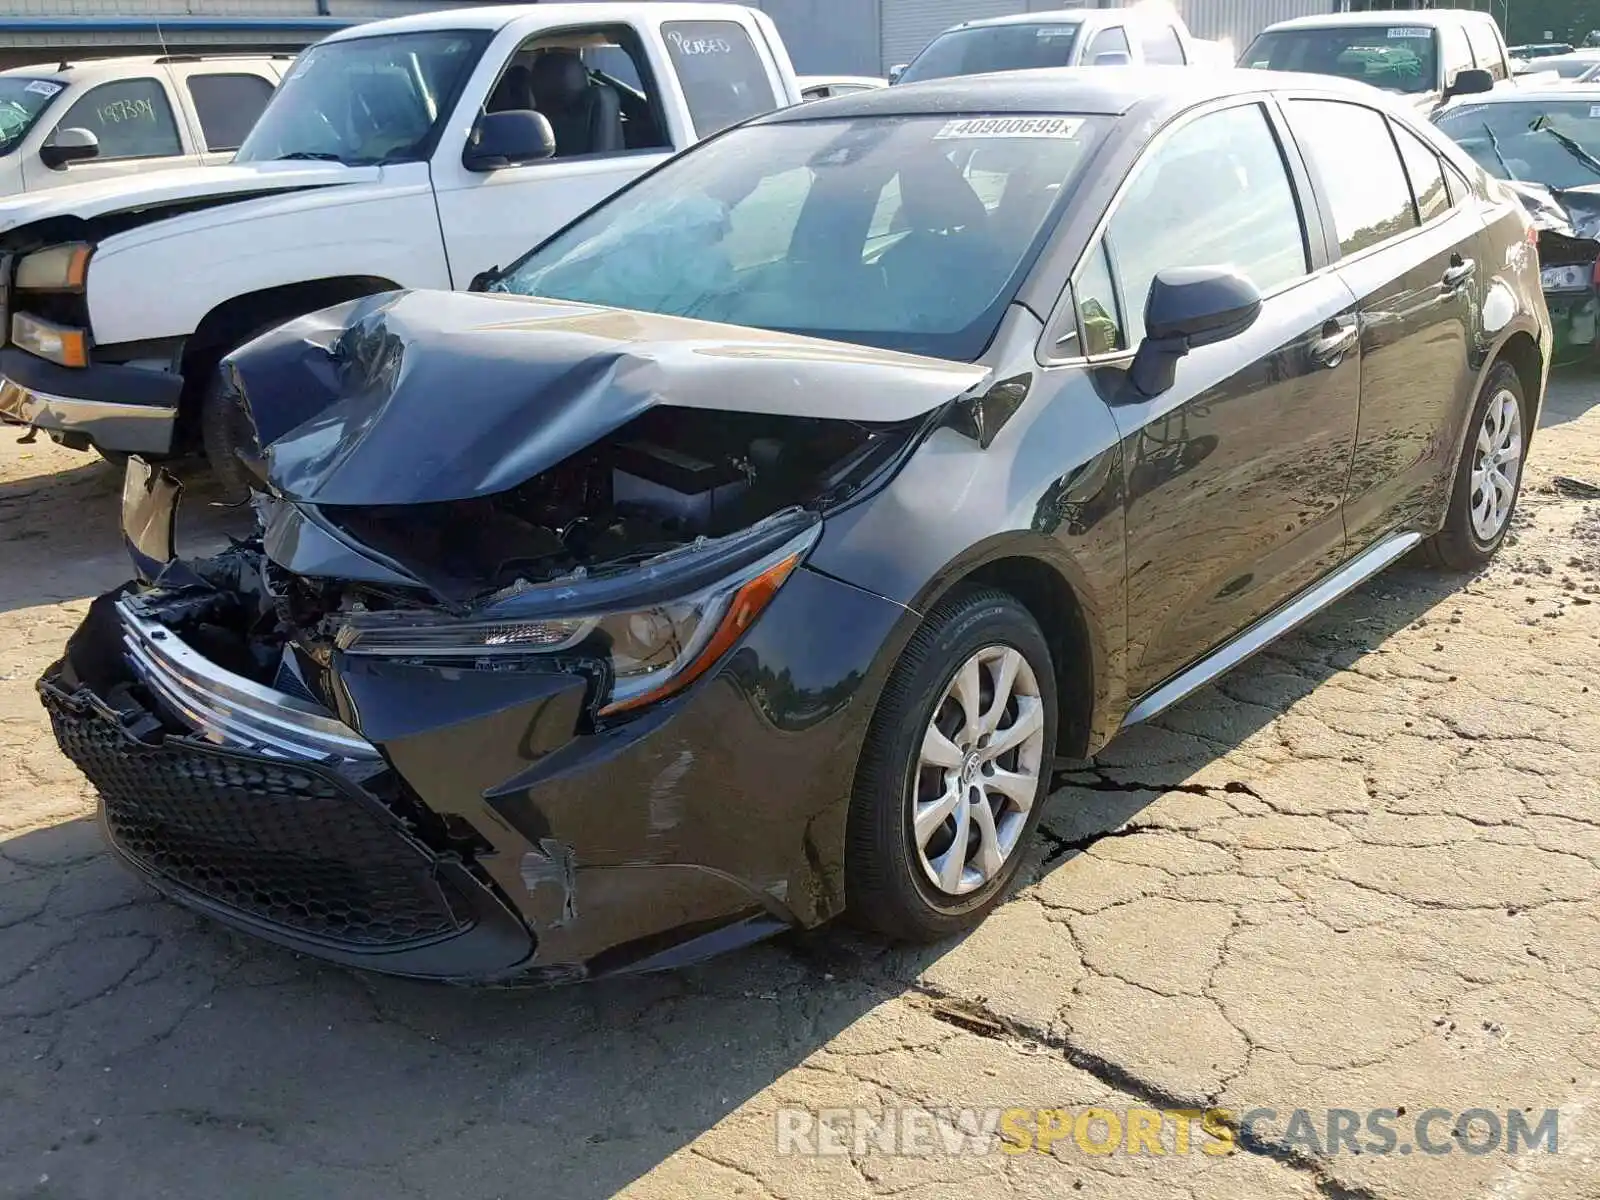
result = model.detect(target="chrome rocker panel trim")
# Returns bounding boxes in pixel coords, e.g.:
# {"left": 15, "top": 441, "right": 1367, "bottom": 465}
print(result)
{"left": 1122, "top": 530, "right": 1423, "bottom": 727}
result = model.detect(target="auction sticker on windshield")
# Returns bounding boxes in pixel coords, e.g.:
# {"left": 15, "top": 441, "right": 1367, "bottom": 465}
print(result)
{"left": 935, "top": 116, "right": 1084, "bottom": 140}
{"left": 23, "top": 80, "right": 61, "bottom": 97}
{"left": 1389, "top": 27, "right": 1431, "bottom": 39}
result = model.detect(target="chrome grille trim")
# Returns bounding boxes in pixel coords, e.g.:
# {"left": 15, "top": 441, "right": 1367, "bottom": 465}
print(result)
{"left": 117, "top": 595, "right": 379, "bottom": 763}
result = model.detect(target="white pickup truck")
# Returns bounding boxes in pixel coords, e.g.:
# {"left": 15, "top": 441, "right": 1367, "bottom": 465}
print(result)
{"left": 0, "top": 2, "right": 800, "bottom": 491}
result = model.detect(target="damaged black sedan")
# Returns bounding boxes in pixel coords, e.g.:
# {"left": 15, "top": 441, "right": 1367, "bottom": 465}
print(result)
{"left": 1434, "top": 86, "right": 1600, "bottom": 359}
{"left": 41, "top": 70, "right": 1549, "bottom": 983}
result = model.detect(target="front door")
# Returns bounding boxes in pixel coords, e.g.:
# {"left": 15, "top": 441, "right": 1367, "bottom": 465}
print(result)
{"left": 1073, "top": 99, "right": 1363, "bottom": 697}
{"left": 430, "top": 24, "right": 684, "bottom": 286}
{"left": 23, "top": 75, "right": 199, "bottom": 190}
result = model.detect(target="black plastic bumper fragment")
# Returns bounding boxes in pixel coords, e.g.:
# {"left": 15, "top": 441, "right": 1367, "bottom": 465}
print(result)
{"left": 40, "top": 671, "right": 535, "bottom": 981}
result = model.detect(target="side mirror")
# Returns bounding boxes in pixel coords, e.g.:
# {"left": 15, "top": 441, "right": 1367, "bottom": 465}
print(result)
{"left": 1093, "top": 51, "right": 1132, "bottom": 66}
{"left": 1129, "top": 267, "right": 1261, "bottom": 398}
{"left": 887, "top": 63, "right": 907, "bottom": 84}
{"left": 1447, "top": 67, "right": 1495, "bottom": 98}
{"left": 39, "top": 127, "right": 99, "bottom": 170}
{"left": 463, "top": 110, "right": 556, "bottom": 172}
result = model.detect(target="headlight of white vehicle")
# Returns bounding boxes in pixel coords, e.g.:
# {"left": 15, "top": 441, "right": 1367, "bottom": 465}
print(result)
{"left": 1540, "top": 262, "right": 1593, "bottom": 291}
{"left": 333, "top": 524, "right": 818, "bottom": 715}
{"left": 11, "top": 311, "right": 88, "bottom": 368}
{"left": 14, "top": 242, "right": 92, "bottom": 290}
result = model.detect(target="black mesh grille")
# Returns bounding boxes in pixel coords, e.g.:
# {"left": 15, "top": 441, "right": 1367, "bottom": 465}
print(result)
{"left": 47, "top": 695, "right": 466, "bottom": 948}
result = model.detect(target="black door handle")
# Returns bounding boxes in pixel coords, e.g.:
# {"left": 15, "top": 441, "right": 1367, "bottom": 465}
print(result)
{"left": 1442, "top": 257, "right": 1476, "bottom": 290}
{"left": 1311, "top": 318, "right": 1358, "bottom": 367}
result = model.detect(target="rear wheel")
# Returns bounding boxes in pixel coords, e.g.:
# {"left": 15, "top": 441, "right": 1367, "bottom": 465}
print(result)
{"left": 1422, "top": 361, "right": 1527, "bottom": 570}
{"left": 846, "top": 587, "right": 1057, "bottom": 942}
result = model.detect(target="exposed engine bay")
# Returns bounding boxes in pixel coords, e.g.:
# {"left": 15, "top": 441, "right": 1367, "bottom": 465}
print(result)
{"left": 121, "top": 404, "right": 915, "bottom": 717}
{"left": 312, "top": 406, "right": 900, "bottom": 603}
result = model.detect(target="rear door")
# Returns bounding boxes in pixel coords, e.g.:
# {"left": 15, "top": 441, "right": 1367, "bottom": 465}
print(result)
{"left": 167, "top": 63, "right": 279, "bottom": 164}
{"left": 1069, "top": 99, "right": 1362, "bottom": 697}
{"left": 1283, "top": 98, "right": 1480, "bottom": 546}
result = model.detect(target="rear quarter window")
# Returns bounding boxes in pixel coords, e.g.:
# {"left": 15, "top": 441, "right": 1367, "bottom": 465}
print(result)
{"left": 186, "top": 73, "right": 275, "bottom": 152}
{"left": 661, "top": 20, "right": 778, "bottom": 138}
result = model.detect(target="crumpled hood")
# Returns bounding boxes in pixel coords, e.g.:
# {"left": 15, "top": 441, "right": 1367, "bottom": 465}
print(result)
{"left": 1504, "top": 178, "right": 1600, "bottom": 266}
{"left": 0, "top": 161, "right": 371, "bottom": 235}
{"left": 234, "top": 289, "right": 989, "bottom": 507}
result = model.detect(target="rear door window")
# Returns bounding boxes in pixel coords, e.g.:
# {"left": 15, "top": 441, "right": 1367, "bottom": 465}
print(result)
{"left": 662, "top": 20, "right": 778, "bottom": 137}
{"left": 46, "top": 77, "right": 183, "bottom": 160}
{"left": 1392, "top": 122, "right": 1449, "bottom": 223}
{"left": 185, "top": 72, "right": 275, "bottom": 152}
{"left": 1286, "top": 99, "right": 1418, "bottom": 256}
{"left": 1141, "top": 23, "right": 1188, "bottom": 65}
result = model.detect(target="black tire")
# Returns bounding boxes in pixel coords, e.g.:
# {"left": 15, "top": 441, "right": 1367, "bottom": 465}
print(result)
{"left": 93, "top": 446, "right": 130, "bottom": 470}
{"left": 846, "top": 586, "right": 1058, "bottom": 942}
{"left": 199, "top": 364, "right": 259, "bottom": 503}
{"left": 1422, "top": 361, "right": 1528, "bottom": 571}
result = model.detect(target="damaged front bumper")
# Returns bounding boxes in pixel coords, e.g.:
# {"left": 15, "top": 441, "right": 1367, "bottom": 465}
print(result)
{"left": 40, "top": 640, "right": 536, "bottom": 981}
{"left": 43, "top": 463, "right": 910, "bottom": 983}
{"left": 0, "top": 348, "right": 179, "bottom": 454}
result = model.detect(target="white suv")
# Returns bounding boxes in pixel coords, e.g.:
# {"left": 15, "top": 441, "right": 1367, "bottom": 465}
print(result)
{"left": 0, "top": 54, "right": 288, "bottom": 196}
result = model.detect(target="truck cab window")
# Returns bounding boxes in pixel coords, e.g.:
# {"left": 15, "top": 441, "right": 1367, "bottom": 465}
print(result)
{"left": 486, "top": 25, "right": 667, "bottom": 157}
{"left": 662, "top": 20, "right": 779, "bottom": 137}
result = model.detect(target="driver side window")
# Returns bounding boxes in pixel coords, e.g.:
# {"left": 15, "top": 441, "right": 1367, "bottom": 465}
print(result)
{"left": 1076, "top": 102, "right": 1308, "bottom": 350}
{"left": 483, "top": 25, "right": 669, "bottom": 158}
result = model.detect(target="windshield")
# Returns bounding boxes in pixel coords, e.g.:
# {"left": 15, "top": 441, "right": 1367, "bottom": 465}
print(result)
{"left": 236, "top": 30, "right": 488, "bottom": 166}
{"left": 493, "top": 114, "right": 1105, "bottom": 360}
{"left": 1437, "top": 101, "right": 1600, "bottom": 189}
{"left": 899, "top": 23, "right": 1082, "bottom": 84}
{"left": 0, "top": 77, "right": 63, "bottom": 157}
{"left": 1242, "top": 26, "right": 1439, "bottom": 94}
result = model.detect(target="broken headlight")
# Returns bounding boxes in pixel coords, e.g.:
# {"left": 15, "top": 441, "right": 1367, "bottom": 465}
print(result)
{"left": 333, "top": 523, "right": 818, "bottom": 715}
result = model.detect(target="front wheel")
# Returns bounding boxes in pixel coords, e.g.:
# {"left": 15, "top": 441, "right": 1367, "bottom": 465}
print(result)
{"left": 1422, "top": 361, "right": 1527, "bottom": 571}
{"left": 846, "top": 587, "right": 1058, "bottom": 942}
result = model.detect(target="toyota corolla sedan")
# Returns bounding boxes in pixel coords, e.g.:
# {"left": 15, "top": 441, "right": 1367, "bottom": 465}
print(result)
{"left": 40, "top": 69, "right": 1549, "bottom": 983}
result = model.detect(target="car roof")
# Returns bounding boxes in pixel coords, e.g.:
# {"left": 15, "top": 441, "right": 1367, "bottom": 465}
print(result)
{"left": 758, "top": 66, "right": 1380, "bottom": 124}
{"left": 320, "top": 2, "right": 750, "bottom": 41}
{"left": 0, "top": 52, "right": 280, "bottom": 80}
{"left": 938, "top": 10, "right": 1094, "bottom": 31}
{"left": 1439, "top": 82, "right": 1600, "bottom": 106}
{"left": 1261, "top": 9, "right": 1495, "bottom": 33}
{"left": 798, "top": 75, "right": 886, "bottom": 88}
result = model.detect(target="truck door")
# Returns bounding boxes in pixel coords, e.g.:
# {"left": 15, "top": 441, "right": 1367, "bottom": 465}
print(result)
{"left": 431, "top": 20, "right": 688, "bottom": 287}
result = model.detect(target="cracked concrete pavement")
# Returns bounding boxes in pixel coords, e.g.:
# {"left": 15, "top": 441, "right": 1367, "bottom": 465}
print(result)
{"left": 3, "top": 371, "right": 1600, "bottom": 1200}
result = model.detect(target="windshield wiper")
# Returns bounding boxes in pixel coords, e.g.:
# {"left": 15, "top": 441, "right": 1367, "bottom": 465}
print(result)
{"left": 1482, "top": 121, "right": 1517, "bottom": 180}
{"left": 1529, "top": 115, "right": 1600, "bottom": 178}
{"left": 270, "top": 151, "right": 343, "bottom": 162}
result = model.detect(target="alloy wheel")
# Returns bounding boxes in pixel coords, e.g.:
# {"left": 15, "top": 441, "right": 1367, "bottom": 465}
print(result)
{"left": 1469, "top": 388, "right": 1523, "bottom": 543}
{"left": 912, "top": 645, "right": 1046, "bottom": 896}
